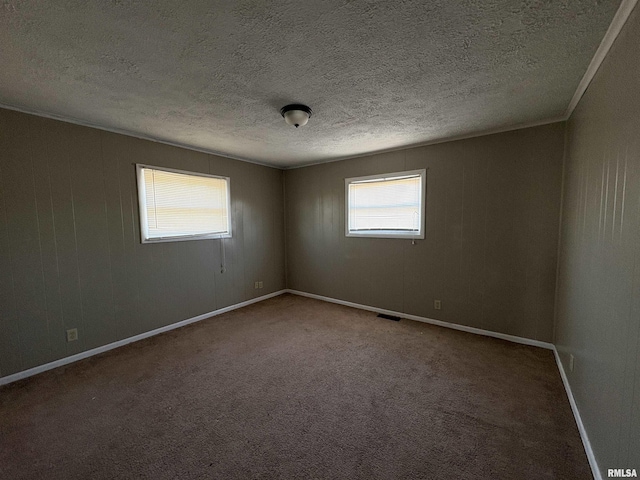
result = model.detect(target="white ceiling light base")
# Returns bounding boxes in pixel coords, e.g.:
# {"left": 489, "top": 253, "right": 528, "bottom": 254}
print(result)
{"left": 280, "top": 104, "right": 312, "bottom": 128}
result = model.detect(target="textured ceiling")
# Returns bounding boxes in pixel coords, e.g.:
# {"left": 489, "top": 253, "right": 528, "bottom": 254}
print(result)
{"left": 0, "top": 0, "right": 622, "bottom": 167}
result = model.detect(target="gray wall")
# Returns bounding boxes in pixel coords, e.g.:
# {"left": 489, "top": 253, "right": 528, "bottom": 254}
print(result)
{"left": 285, "top": 123, "right": 565, "bottom": 342}
{"left": 0, "top": 108, "right": 285, "bottom": 378}
{"left": 555, "top": 4, "right": 640, "bottom": 476}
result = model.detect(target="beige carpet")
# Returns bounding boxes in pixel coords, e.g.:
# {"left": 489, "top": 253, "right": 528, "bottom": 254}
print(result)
{"left": 0, "top": 294, "right": 590, "bottom": 479}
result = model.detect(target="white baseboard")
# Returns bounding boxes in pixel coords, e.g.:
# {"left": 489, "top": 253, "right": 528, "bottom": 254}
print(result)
{"left": 0, "top": 290, "right": 287, "bottom": 386}
{"left": 1, "top": 287, "right": 599, "bottom": 480}
{"left": 287, "top": 289, "right": 600, "bottom": 478}
{"left": 285, "top": 289, "right": 554, "bottom": 350}
{"left": 553, "top": 348, "right": 601, "bottom": 480}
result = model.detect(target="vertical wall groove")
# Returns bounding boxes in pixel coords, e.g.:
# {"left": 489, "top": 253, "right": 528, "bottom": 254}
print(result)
{"left": 67, "top": 135, "right": 87, "bottom": 353}
{"left": 27, "top": 119, "right": 52, "bottom": 359}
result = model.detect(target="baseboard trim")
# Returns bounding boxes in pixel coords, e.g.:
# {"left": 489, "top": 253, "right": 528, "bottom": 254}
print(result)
{"left": 2, "top": 287, "right": 599, "bottom": 479}
{"left": 286, "top": 289, "right": 601, "bottom": 476}
{"left": 553, "top": 348, "right": 601, "bottom": 480}
{"left": 285, "top": 289, "right": 553, "bottom": 350}
{"left": 0, "top": 290, "right": 287, "bottom": 386}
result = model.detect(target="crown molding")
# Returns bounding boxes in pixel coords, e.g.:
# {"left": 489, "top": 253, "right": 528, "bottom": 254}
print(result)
{"left": 0, "top": 102, "right": 281, "bottom": 170}
{"left": 564, "top": 0, "right": 638, "bottom": 119}
{"left": 284, "top": 116, "right": 566, "bottom": 170}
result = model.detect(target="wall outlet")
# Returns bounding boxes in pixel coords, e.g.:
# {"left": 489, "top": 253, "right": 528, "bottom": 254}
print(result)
{"left": 254, "top": 281, "right": 259, "bottom": 289}
{"left": 66, "top": 328, "right": 78, "bottom": 342}
{"left": 258, "top": 281, "right": 263, "bottom": 289}
{"left": 569, "top": 354, "right": 575, "bottom": 372}
{"left": 434, "top": 300, "right": 442, "bottom": 310}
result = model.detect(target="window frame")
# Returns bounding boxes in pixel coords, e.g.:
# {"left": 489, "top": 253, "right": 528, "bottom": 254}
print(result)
{"left": 344, "top": 169, "right": 426, "bottom": 240}
{"left": 136, "top": 164, "right": 232, "bottom": 244}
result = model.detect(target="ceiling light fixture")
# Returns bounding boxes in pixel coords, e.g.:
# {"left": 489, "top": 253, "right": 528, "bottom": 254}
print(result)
{"left": 280, "top": 104, "right": 312, "bottom": 128}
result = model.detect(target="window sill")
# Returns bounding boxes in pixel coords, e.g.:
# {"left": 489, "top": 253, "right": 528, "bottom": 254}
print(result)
{"left": 141, "top": 233, "right": 232, "bottom": 244}
{"left": 346, "top": 231, "right": 424, "bottom": 240}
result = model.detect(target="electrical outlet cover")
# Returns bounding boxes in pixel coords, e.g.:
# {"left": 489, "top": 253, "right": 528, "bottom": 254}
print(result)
{"left": 66, "top": 328, "right": 78, "bottom": 342}
{"left": 569, "top": 354, "right": 575, "bottom": 372}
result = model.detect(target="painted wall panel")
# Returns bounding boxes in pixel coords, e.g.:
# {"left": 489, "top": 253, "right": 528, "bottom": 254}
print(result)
{"left": 100, "top": 131, "right": 138, "bottom": 342}
{"left": 0, "top": 112, "right": 22, "bottom": 376}
{"left": 0, "top": 108, "right": 285, "bottom": 378}
{"left": 28, "top": 116, "right": 68, "bottom": 363}
{"left": 113, "top": 137, "right": 144, "bottom": 340}
{"left": 67, "top": 125, "right": 117, "bottom": 350}
{"left": 555, "top": 5, "right": 640, "bottom": 476}
{"left": 2, "top": 112, "right": 51, "bottom": 369}
{"left": 285, "top": 123, "right": 565, "bottom": 342}
{"left": 44, "top": 120, "right": 86, "bottom": 357}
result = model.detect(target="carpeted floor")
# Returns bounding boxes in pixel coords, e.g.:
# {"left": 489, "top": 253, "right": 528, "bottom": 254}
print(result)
{"left": 0, "top": 294, "right": 590, "bottom": 479}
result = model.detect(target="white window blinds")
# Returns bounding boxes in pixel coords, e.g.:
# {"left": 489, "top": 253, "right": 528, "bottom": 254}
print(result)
{"left": 136, "top": 165, "right": 231, "bottom": 242}
{"left": 346, "top": 170, "right": 425, "bottom": 239}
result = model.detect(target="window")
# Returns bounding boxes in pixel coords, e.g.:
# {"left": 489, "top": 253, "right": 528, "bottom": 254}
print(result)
{"left": 345, "top": 169, "right": 426, "bottom": 239}
{"left": 136, "top": 164, "right": 231, "bottom": 243}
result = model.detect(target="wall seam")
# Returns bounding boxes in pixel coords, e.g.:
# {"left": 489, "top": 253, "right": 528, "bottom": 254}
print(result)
{"left": 67, "top": 131, "right": 87, "bottom": 352}
{"left": 0, "top": 141, "right": 23, "bottom": 375}
{"left": 46, "top": 123, "right": 65, "bottom": 359}
{"left": 27, "top": 116, "right": 53, "bottom": 362}
{"left": 552, "top": 121, "right": 569, "bottom": 345}
{"left": 99, "top": 132, "right": 118, "bottom": 342}
{"left": 282, "top": 170, "right": 289, "bottom": 289}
